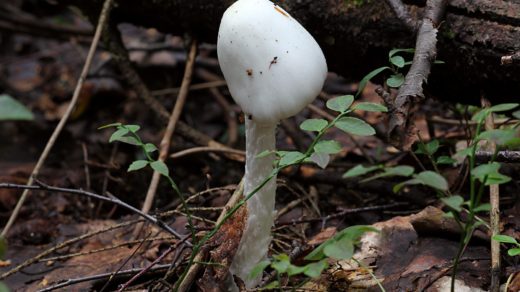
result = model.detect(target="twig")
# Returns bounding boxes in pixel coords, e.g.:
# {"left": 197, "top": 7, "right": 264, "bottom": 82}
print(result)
{"left": 387, "top": 0, "right": 448, "bottom": 150}
{"left": 170, "top": 146, "right": 245, "bottom": 160}
{"left": 99, "top": 231, "right": 152, "bottom": 292}
{"left": 116, "top": 244, "right": 175, "bottom": 291}
{"left": 138, "top": 40, "right": 198, "bottom": 227}
{"left": 36, "top": 264, "right": 171, "bottom": 292}
{"left": 0, "top": 182, "right": 190, "bottom": 244}
{"left": 275, "top": 202, "right": 406, "bottom": 227}
{"left": 39, "top": 236, "right": 175, "bottom": 262}
{"left": 1, "top": 0, "right": 115, "bottom": 237}
{"left": 176, "top": 179, "right": 244, "bottom": 292}
{"left": 482, "top": 97, "right": 500, "bottom": 292}
{"left": 151, "top": 80, "right": 227, "bottom": 96}
{"left": 385, "top": 0, "right": 418, "bottom": 30}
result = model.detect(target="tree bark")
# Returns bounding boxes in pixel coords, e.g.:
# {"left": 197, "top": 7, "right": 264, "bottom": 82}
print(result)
{"left": 61, "top": 0, "right": 520, "bottom": 102}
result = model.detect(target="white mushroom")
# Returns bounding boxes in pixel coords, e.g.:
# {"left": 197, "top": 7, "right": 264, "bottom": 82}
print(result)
{"left": 217, "top": 0, "right": 327, "bottom": 287}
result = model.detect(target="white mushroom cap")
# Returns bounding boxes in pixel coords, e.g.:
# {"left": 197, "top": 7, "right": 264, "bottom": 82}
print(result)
{"left": 217, "top": 0, "right": 328, "bottom": 124}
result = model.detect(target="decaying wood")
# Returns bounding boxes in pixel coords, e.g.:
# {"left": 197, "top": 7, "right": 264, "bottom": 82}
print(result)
{"left": 57, "top": 0, "right": 520, "bottom": 103}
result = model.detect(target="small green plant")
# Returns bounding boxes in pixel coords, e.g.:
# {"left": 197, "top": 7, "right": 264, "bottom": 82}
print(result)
{"left": 99, "top": 123, "right": 195, "bottom": 236}
{"left": 250, "top": 226, "right": 379, "bottom": 289}
{"left": 342, "top": 48, "right": 518, "bottom": 292}
{"left": 492, "top": 235, "right": 520, "bottom": 257}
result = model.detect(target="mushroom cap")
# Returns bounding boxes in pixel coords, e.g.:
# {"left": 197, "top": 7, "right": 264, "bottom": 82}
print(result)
{"left": 217, "top": 0, "right": 327, "bottom": 124}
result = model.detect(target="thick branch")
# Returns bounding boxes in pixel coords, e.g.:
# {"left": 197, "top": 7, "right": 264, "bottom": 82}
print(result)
{"left": 388, "top": 0, "right": 448, "bottom": 150}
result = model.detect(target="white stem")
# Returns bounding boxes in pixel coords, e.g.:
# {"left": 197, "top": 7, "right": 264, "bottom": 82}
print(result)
{"left": 230, "top": 118, "right": 277, "bottom": 288}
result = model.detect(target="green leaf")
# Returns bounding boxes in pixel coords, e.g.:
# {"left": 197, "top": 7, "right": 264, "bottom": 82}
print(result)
{"left": 98, "top": 122, "right": 122, "bottom": 129}
{"left": 472, "top": 162, "right": 500, "bottom": 180}
{"left": 264, "top": 281, "right": 280, "bottom": 289}
{"left": 508, "top": 248, "right": 520, "bottom": 256}
{"left": 335, "top": 117, "right": 375, "bottom": 136}
{"left": 124, "top": 124, "right": 141, "bottom": 133}
{"left": 489, "top": 103, "right": 519, "bottom": 112}
{"left": 394, "top": 171, "right": 447, "bottom": 192}
{"left": 437, "top": 156, "right": 457, "bottom": 165}
{"left": 271, "top": 254, "right": 290, "bottom": 273}
{"left": 353, "top": 102, "right": 388, "bottom": 112}
{"left": 485, "top": 172, "right": 511, "bottom": 186}
{"left": 343, "top": 165, "right": 381, "bottom": 178}
{"left": 492, "top": 235, "right": 518, "bottom": 244}
{"left": 417, "top": 140, "right": 440, "bottom": 156}
{"left": 278, "top": 151, "right": 306, "bottom": 167}
{"left": 363, "top": 165, "right": 415, "bottom": 183}
{"left": 357, "top": 67, "right": 390, "bottom": 96}
{"left": 336, "top": 225, "right": 379, "bottom": 242}
{"left": 471, "top": 104, "right": 518, "bottom": 123}
{"left": 0, "top": 94, "right": 34, "bottom": 121}
{"left": 390, "top": 55, "right": 405, "bottom": 68}
{"left": 455, "top": 147, "right": 474, "bottom": 159}
{"left": 128, "top": 160, "right": 149, "bottom": 172}
{"left": 474, "top": 203, "right": 491, "bottom": 213}
{"left": 472, "top": 162, "right": 510, "bottom": 185}
{"left": 308, "top": 152, "right": 330, "bottom": 169}
{"left": 248, "top": 260, "right": 271, "bottom": 280}
{"left": 513, "top": 110, "right": 520, "bottom": 119}
{"left": 314, "top": 140, "right": 342, "bottom": 154}
{"left": 386, "top": 73, "right": 405, "bottom": 88}
{"left": 441, "top": 195, "right": 464, "bottom": 212}
{"left": 477, "top": 129, "right": 517, "bottom": 146}
{"left": 256, "top": 150, "right": 274, "bottom": 158}
{"left": 303, "top": 260, "right": 328, "bottom": 278}
{"left": 326, "top": 95, "right": 354, "bottom": 112}
{"left": 150, "top": 160, "right": 169, "bottom": 176}
{"left": 116, "top": 136, "right": 142, "bottom": 146}
{"left": 144, "top": 143, "right": 158, "bottom": 153}
{"left": 300, "top": 119, "right": 328, "bottom": 132}
{"left": 0, "top": 282, "right": 8, "bottom": 292}
{"left": 471, "top": 109, "right": 490, "bottom": 123}
{"left": 286, "top": 264, "right": 306, "bottom": 276}
{"left": 109, "top": 128, "right": 129, "bottom": 143}
{"left": 305, "top": 225, "right": 377, "bottom": 261}
{"left": 324, "top": 237, "right": 354, "bottom": 260}
{"left": 415, "top": 171, "right": 448, "bottom": 191}
{"left": 389, "top": 48, "right": 415, "bottom": 58}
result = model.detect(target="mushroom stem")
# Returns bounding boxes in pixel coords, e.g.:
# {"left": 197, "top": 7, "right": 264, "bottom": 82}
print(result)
{"left": 230, "top": 117, "right": 277, "bottom": 288}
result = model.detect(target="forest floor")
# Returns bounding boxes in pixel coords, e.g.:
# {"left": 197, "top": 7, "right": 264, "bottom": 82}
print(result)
{"left": 0, "top": 3, "right": 519, "bottom": 292}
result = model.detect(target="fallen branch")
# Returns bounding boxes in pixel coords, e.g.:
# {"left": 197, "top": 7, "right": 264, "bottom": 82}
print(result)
{"left": 170, "top": 146, "right": 245, "bottom": 160}
{"left": 1, "top": 0, "right": 115, "bottom": 237}
{"left": 387, "top": 0, "right": 448, "bottom": 150}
